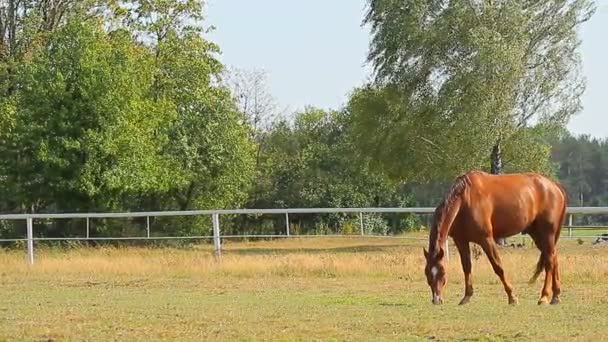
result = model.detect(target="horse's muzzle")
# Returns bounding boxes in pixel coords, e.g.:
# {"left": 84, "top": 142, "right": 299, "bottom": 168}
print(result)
{"left": 432, "top": 294, "right": 443, "bottom": 305}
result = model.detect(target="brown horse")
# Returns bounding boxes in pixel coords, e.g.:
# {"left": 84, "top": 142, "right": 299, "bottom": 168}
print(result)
{"left": 423, "top": 170, "right": 567, "bottom": 305}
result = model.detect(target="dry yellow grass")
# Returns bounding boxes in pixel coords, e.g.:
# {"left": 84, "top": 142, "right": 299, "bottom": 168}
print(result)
{"left": 2, "top": 236, "right": 606, "bottom": 283}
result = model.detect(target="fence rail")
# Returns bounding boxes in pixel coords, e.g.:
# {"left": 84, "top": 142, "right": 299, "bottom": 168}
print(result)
{"left": 1, "top": 207, "right": 607, "bottom": 265}
{"left": 1, "top": 206, "right": 607, "bottom": 220}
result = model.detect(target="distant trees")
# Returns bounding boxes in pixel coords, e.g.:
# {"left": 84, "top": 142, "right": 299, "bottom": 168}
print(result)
{"left": 552, "top": 133, "right": 608, "bottom": 225}
{"left": 231, "top": 107, "right": 421, "bottom": 236}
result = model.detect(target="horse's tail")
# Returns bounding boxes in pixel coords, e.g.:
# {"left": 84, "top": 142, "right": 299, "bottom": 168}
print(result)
{"left": 555, "top": 182, "right": 568, "bottom": 244}
{"left": 529, "top": 181, "right": 568, "bottom": 284}
{"left": 530, "top": 254, "right": 547, "bottom": 284}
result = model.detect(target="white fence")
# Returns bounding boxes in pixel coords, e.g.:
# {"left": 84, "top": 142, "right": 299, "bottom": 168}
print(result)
{"left": 0, "top": 207, "right": 607, "bottom": 265}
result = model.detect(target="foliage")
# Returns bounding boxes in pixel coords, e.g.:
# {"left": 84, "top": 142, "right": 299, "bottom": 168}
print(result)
{"left": 2, "top": 20, "right": 170, "bottom": 213}
{"left": 229, "top": 107, "right": 419, "bottom": 235}
{"left": 0, "top": 2, "right": 255, "bottom": 238}
{"left": 350, "top": 0, "right": 595, "bottom": 182}
{"left": 551, "top": 133, "right": 608, "bottom": 225}
{"left": 152, "top": 30, "right": 255, "bottom": 212}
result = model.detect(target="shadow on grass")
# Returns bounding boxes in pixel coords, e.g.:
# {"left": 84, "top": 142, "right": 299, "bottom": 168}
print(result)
{"left": 378, "top": 302, "right": 414, "bottom": 307}
{"left": 223, "top": 244, "right": 409, "bottom": 256}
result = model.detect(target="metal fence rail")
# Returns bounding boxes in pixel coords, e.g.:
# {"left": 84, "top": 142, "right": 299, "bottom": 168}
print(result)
{"left": 0, "top": 207, "right": 607, "bottom": 265}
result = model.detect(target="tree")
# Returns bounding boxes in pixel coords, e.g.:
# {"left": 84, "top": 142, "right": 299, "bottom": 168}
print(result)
{"left": 0, "top": 0, "right": 83, "bottom": 58}
{"left": 223, "top": 66, "right": 278, "bottom": 140}
{"left": 0, "top": 1, "right": 255, "bottom": 239}
{"left": 349, "top": 0, "right": 595, "bottom": 183}
{"left": 2, "top": 18, "right": 173, "bottom": 215}
{"left": 0, "top": 0, "right": 101, "bottom": 217}
{"left": 121, "top": 0, "right": 256, "bottom": 229}
{"left": 222, "top": 66, "right": 281, "bottom": 207}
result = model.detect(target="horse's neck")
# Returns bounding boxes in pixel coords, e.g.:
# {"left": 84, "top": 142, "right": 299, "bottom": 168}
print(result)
{"left": 431, "top": 192, "right": 463, "bottom": 253}
{"left": 429, "top": 224, "right": 447, "bottom": 255}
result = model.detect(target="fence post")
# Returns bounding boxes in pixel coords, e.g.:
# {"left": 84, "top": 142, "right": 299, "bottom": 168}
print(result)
{"left": 26, "top": 217, "right": 34, "bottom": 265}
{"left": 359, "top": 212, "right": 364, "bottom": 235}
{"left": 285, "top": 212, "right": 290, "bottom": 236}
{"left": 86, "top": 217, "right": 90, "bottom": 239}
{"left": 568, "top": 214, "right": 573, "bottom": 237}
{"left": 212, "top": 213, "right": 221, "bottom": 259}
{"left": 146, "top": 216, "right": 151, "bottom": 238}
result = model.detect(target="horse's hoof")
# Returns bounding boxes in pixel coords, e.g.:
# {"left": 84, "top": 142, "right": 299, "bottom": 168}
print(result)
{"left": 509, "top": 297, "right": 518, "bottom": 305}
{"left": 550, "top": 297, "right": 560, "bottom": 305}
{"left": 537, "top": 297, "right": 549, "bottom": 305}
{"left": 458, "top": 296, "right": 471, "bottom": 305}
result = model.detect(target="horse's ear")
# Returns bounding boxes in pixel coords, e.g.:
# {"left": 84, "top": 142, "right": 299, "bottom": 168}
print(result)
{"left": 437, "top": 248, "right": 444, "bottom": 260}
{"left": 423, "top": 248, "right": 429, "bottom": 259}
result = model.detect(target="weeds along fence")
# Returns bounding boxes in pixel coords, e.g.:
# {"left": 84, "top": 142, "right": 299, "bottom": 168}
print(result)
{"left": 0, "top": 207, "right": 607, "bottom": 265}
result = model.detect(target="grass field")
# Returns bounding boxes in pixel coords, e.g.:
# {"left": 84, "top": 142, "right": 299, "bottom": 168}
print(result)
{"left": 568, "top": 227, "right": 608, "bottom": 237}
{"left": 1, "top": 236, "right": 608, "bottom": 341}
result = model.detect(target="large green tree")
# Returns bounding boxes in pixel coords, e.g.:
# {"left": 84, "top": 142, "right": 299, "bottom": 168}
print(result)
{"left": 349, "top": 0, "right": 595, "bottom": 182}
{"left": 123, "top": 0, "right": 256, "bottom": 213}
{"left": 2, "top": 19, "right": 173, "bottom": 213}
{"left": 0, "top": 1, "right": 256, "bottom": 239}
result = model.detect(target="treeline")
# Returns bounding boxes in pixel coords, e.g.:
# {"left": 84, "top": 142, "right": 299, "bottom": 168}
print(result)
{"left": 0, "top": 0, "right": 599, "bottom": 240}
{"left": 552, "top": 134, "right": 608, "bottom": 225}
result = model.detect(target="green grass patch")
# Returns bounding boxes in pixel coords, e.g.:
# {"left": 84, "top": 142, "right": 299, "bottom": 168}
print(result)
{"left": 0, "top": 237, "right": 607, "bottom": 340}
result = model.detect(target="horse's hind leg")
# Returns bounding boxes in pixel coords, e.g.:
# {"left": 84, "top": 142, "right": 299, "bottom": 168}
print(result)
{"left": 528, "top": 228, "right": 558, "bottom": 305}
{"left": 539, "top": 241, "right": 557, "bottom": 305}
{"left": 479, "top": 237, "right": 518, "bottom": 305}
{"left": 550, "top": 253, "right": 561, "bottom": 305}
{"left": 454, "top": 238, "right": 473, "bottom": 305}
{"left": 551, "top": 223, "right": 562, "bottom": 305}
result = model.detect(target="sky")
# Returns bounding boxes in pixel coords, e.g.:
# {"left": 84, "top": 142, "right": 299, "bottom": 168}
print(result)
{"left": 206, "top": 0, "right": 608, "bottom": 138}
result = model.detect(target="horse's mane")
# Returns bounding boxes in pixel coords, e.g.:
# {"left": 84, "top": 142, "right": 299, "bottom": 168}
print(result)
{"left": 429, "top": 173, "right": 473, "bottom": 255}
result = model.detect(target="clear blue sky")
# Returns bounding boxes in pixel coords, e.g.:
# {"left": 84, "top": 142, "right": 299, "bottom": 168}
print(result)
{"left": 206, "top": 1, "right": 608, "bottom": 138}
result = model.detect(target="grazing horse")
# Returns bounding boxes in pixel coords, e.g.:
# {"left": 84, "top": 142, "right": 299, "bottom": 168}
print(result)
{"left": 423, "top": 171, "right": 567, "bottom": 305}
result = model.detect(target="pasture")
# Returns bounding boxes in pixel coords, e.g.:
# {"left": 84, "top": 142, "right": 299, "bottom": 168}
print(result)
{"left": 1, "top": 236, "right": 608, "bottom": 341}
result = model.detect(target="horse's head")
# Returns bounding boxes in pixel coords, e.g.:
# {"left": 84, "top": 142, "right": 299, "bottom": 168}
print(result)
{"left": 423, "top": 247, "right": 446, "bottom": 305}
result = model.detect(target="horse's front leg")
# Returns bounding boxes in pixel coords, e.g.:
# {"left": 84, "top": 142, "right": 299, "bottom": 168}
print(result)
{"left": 479, "top": 237, "right": 518, "bottom": 305}
{"left": 454, "top": 238, "right": 473, "bottom": 305}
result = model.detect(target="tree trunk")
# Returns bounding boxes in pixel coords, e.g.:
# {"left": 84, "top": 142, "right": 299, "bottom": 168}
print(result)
{"left": 490, "top": 141, "right": 502, "bottom": 175}
{"left": 491, "top": 141, "right": 508, "bottom": 246}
